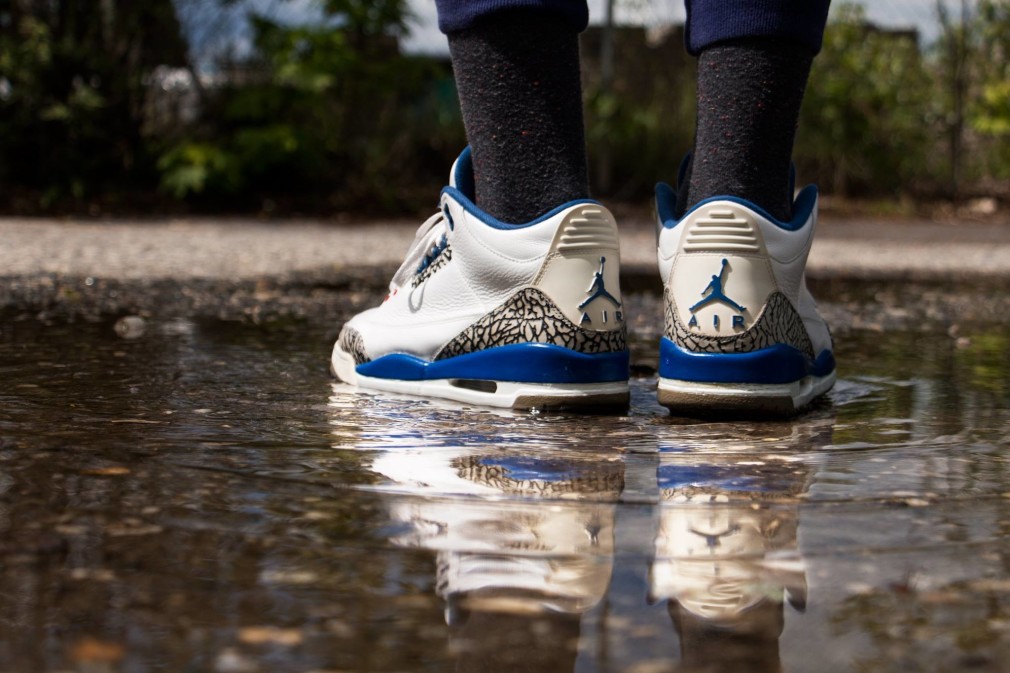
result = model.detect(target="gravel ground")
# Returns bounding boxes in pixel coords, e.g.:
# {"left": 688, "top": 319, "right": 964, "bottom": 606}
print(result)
{"left": 3, "top": 215, "right": 1009, "bottom": 282}
{"left": 2, "top": 215, "right": 1009, "bottom": 328}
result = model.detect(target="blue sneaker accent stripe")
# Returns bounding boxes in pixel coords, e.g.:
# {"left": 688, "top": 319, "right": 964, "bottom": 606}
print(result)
{"left": 813, "top": 349, "right": 836, "bottom": 376}
{"left": 655, "top": 183, "right": 818, "bottom": 232}
{"left": 655, "top": 181, "right": 679, "bottom": 225}
{"left": 452, "top": 146, "right": 476, "bottom": 200}
{"left": 659, "top": 337, "right": 835, "bottom": 385}
{"left": 441, "top": 186, "right": 600, "bottom": 231}
{"left": 446, "top": 146, "right": 600, "bottom": 229}
{"left": 357, "top": 343, "right": 630, "bottom": 384}
{"left": 478, "top": 457, "right": 602, "bottom": 483}
{"left": 657, "top": 464, "right": 795, "bottom": 493}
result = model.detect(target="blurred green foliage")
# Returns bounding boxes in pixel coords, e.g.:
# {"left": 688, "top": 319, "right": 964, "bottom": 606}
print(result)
{"left": 0, "top": 0, "right": 463, "bottom": 214}
{"left": 794, "top": 0, "right": 1010, "bottom": 198}
{"left": 797, "top": 4, "right": 933, "bottom": 196}
{"left": 583, "top": 35, "right": 696, "bottom": 198}
{"left": 155, "top": 0, "right": 463, "bottom": 212}
{"left": 969, "top": 0, "right": 1010, "bottom": 179}
{"left": 0, "top": 0, "right": 1007, "bottom": 213}
{"left": 587, "top": 1, "right": 1010, "bottom": 202}
{"left": 0, "top": 0, "right": 186, "bottom": 209}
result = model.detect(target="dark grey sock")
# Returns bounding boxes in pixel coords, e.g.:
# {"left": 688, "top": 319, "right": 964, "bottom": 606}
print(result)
{"left": 448, "top": 11, "right": 589, "bottom": 223}
{"left": 681, "top": 38, "right": 814, "bottom": 221}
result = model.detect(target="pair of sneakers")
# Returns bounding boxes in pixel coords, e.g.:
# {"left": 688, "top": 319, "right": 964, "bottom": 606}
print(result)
{"left": 331, "top": 148, "right": 836, "bottom": 415}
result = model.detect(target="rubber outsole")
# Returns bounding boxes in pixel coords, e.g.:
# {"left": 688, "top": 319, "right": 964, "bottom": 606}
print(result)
{"left": 657, "top": 370, "right": 836, "bottom": 418}
{"left": 331, "top": 343, "right": 630, "bottom": 412}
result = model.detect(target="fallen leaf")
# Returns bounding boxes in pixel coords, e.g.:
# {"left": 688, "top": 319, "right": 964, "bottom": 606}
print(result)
{"left": 71, "top": 637, "right": 125, "bottom": 663}
{"left": 238, "top": 627, "right": 303, "bottom": 646}
{"left": 82, "top": 466, "right": 130, "bottom": 476}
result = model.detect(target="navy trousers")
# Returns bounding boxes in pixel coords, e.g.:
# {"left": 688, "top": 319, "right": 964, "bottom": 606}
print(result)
{"left": 435, "top": 0, "right": 831, "bottom": 54}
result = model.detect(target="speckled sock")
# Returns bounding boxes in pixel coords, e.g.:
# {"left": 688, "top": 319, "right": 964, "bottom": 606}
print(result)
{"left": 681, "top": 38, "right": 814, "bottom": 221}
{"left": 448, "top": 11, "right": 589, "bottom": 224}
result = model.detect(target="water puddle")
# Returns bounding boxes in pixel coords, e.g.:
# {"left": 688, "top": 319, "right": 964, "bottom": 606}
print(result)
{"left": 1, "top": 288, "right": 1009, "bottom": 673}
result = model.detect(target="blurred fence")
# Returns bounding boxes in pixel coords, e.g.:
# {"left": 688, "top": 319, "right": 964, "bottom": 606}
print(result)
{"left": 0, "top": 0, "right": 1006, "bottom": 215}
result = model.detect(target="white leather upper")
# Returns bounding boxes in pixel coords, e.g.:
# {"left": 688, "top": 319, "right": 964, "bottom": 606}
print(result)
{"left": 344, "top": 158, "right": 623, "bottom": 361}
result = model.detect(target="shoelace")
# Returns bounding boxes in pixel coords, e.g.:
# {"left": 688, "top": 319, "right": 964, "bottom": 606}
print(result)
{"left": 389, "top": 209, "right": 448, "bottom": 293}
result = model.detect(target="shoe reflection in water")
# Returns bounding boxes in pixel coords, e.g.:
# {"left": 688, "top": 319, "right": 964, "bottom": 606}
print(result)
{"left": 339, "top": 389, "right": 833, "bottom": 672}
{"left": 372, "top": 445, "right": 623, "bottom": 672}
{"left": 651, "top": 422, "right": 828, "bottom": 673}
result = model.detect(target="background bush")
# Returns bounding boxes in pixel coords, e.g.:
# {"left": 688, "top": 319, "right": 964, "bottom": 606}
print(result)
{"left": 0, "top": 0, "right": 1008, "bottom": 214}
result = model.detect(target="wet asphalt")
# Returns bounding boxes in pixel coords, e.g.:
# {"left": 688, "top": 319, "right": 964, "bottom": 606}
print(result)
{"left": 2, "top": 215, "right": 1010, "bottom": 673}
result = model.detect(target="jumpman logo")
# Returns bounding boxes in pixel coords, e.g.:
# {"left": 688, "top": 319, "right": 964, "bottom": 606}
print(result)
{"left": 690, "top": 523, "right": 742, "bottom": 551}
{"left": 690, "top": 258, "right": 746, "bottom": 313}
{"left": 579, "top": 256, "right": 621, "bottom": 310}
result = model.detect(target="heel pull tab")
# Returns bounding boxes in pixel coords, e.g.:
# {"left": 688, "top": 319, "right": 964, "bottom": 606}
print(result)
{"left": 535, "top": 204, "right": 623, "bottom": 329}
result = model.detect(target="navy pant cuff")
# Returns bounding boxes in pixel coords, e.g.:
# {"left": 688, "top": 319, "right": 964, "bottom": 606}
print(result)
{"left": 686, "top": 0, "right": 831, "bottom": 55}
{"left": 436, "top": 0, "right": 589, "bottom": 33}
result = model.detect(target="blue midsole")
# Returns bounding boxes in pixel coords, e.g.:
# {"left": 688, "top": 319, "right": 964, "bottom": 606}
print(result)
{"left": 659, "top": 337, "right": 835, "bottom": 385}
{"left": 356, "top": 343, "right": 630, "bottom": 384}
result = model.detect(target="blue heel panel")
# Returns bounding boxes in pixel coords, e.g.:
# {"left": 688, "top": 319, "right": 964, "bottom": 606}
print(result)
{"left": 357, "top": 343, "right": 630, "bottom": 384}
{"left": 659, "top": 337, "right": 834, "bottom": 384}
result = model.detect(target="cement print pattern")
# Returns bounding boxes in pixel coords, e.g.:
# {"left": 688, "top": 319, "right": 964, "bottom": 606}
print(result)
{"left": 454, "top": 456, "right": 625, "bottom": 498}
{"left": 665, "top": 289, "right": 814, "bottom": 358}
{"left": 339, "top": 327, "right": 371, "bottom": 365}
{"left": 412, "top": 246, "right": 452, "bottom": 288}
{"left": 437, "top": 288, "right": 626, "bottom": 360}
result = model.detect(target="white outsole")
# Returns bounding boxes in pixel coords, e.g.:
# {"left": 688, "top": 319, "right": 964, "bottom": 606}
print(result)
{"left": 657, "top": 370, "right": 837, "bottom": 415}
{"left": 331, "top": 343, "right": 630, "bottom": 411}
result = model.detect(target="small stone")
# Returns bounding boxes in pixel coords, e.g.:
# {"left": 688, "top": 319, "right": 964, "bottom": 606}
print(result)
{"left": 237, "top": 627, "right": 303, "bottom": 646}
{"left": 55, "top": 524, "right": 89, "bottom": 535}
{"left": 325, "top": 620, "right": 354, "bottom": 639}
{"left": 106, "top": 523, "right": 164, "bottom": 537}
{"left": 214, "top": 648, "right": 259, "bottom": 673}
{"left": 70, "top": 568, "right": 116, "bottom": 582}
{"left": 259, "top": 570, "right": 318, "bottom": 585}
{"left": 114, "top": 315, "right": 146, "bottom": 339}
{"left": 966, "top": 197, "right": 997, "bottom": 216}
{"left": 627, "top": 658, "right": 674, "bottom": 673}
{"left": 70, "top": 637, "right": 125, "bottom": 664}
{"left": 81, "top": 466, "right": 130, "bottom": 476}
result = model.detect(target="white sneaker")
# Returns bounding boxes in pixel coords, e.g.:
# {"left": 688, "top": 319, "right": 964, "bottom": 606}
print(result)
{"left": 655, "top": 180, "right": 836, "bottom": 415}
{"left": 371, "top": 446, "right": 620, "bottom": 617}
{"left": 331, "top": 148, "right": 630, "bottom": 410}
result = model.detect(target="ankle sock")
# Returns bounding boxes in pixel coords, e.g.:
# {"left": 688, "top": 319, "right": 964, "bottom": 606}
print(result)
{"left": 681, "top": 38, "right": 814, "bottom": 221}
{"left": 448, "top": 11, "right": 589, "bottom": 223}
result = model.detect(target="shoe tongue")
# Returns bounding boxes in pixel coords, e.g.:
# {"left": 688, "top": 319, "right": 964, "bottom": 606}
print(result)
{"left": 448, "top": 146, "right": 476, "bottom": 200}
